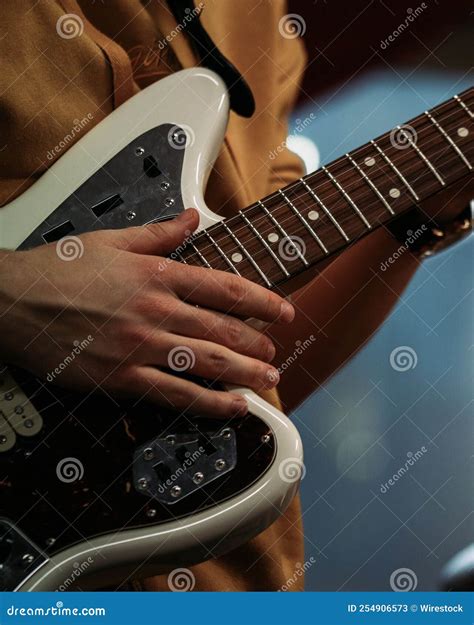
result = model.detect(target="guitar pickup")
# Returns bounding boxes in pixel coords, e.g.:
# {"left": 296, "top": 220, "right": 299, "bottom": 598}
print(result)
{"left": 0, "top": 366, "right": 43, "bottom": 446}
{"left": 133, "top": 428, "right": 237, "bottom": 504}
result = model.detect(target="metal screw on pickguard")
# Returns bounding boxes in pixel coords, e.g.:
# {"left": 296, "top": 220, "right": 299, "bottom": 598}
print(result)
{"left": 170, "top": 485, "right": 182, "bottom": 498}
{"left": 46, "top": 537, "right": 56, "bottom": 547}
{"left": 143, "top": 447, "right": 154, "bottom": 461}
{"left": 137, "top": 477, "right": 148, "bottom": 490}
{"left": 0, "top": 435, "right": 7, "bottom": 445}
{"left": 4, "top": 392, "right": 13, "bottom": 401}
{"left": 146, "top": 508, "right": 157, "bottom": 518}
{"left": 166, "top": 435, "right": 176, "bottom": 445}
{"left": 24, "top": 419, "right": 34, "bottom": 429}
{"left": 14, "top": 405, "right": 24, "bottom": 415}
{"left": 126, "top": 211, "right": 136, "bottom": 221}
{"left": 165, "top": 198, "right": 175, "bottom": 207}
{"left": 22, "top": 553, "right": 34, "bottom": 564}
{"left": 160, "top": 181, "right": 170, "bottom": 191}
{"left": 261, "top": 434, "right": 271, "bottom": 444}
{"left": 215, "top": 459, "right": 226, "bottom": 471}
{"left": 135, "top": 147, "right": 145, "bottom": 156}
{"left": 221, "top": 429, "right": 231, "bottom": 440}
{"left": 193, "top": 472, "right": 204, "bottom": 484}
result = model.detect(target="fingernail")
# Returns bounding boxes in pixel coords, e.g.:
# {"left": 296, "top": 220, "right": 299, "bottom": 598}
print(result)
{"left": 266, "top": 368, "right": 280, "bottom": 387}
{"left": 232, "top": 397, "right": 248, "bottom": 417}
{"left": 280, "top": 301, "right": 295, "bottom": 323}
{"left": 179, "top": 208, "right": 195, "bottom": 223}
{"left": 265, "top": 341, "right": 276, "bottom": 362}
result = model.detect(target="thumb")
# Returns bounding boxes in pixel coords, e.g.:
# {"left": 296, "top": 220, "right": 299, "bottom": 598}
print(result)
{"left": 118, "top": 209, "right": 199, "bottom": 256}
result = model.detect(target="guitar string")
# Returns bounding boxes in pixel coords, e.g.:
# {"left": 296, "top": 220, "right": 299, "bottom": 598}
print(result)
{"left": 181, "top": 117, "right": 472, "bottom": 267}
{"left": 177, "top": 101, "right": 472, "bottom": 262}
{"left": 184, "top": 142, "right": 471, "bottom": 273}
{"left": 5, "top": 96, "right": 472, "bottom": 408}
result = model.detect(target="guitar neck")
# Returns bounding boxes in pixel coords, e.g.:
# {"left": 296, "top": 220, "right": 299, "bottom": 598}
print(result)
{"left": 179, "top": 87, "right": 473, "bottom": 289}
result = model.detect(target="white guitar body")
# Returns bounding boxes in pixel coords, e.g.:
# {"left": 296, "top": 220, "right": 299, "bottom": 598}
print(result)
{"left": 0, "top": 69, "right": 303, "bottom": 590}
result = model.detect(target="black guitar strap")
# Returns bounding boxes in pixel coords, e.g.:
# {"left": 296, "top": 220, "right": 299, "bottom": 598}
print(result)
{"left": 166, "top": 0, "right": 256, "bottom": 118}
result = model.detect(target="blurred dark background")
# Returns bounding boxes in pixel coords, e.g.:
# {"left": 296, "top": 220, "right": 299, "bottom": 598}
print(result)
{"left": 285, "top": 0, "right": 473, "bottom": 591}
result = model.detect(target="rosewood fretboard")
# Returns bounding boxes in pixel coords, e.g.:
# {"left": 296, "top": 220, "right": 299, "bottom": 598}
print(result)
{"left": 177, "top": 87, "right": 473, "bottom": 288}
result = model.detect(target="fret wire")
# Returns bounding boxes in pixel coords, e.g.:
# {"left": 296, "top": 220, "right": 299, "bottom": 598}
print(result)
{"left": 220, "top": 221, "right": 272, "bottom": 287}
{"left": 175, "top": 252, "right": 188, "bottom": 264}
{"left": 278, "top": 189, "right": 328, "bottom": 254}
{"left": 299, "top": 178, "right": 349, "bottom": 240}
{"left": 322, "top": 165, "right": 371, "bottom": 229}
{"left": 189, "top": 241, "right": 211, "bottom": 268}
{"left": 185, "top": 148, "right": 467, "bottom": 275}
{"left": 180, "top": 97, "right": 472, "bottom": 268}
{"left": 370, "top": 140, "right": 420, "bottom": 201}
{"left": 396, "top": 125, "right": 446, "bottom": 187}
{"left": 238, "top": 211, "right": 290, "bottom": 277}
{"left": 345, "top": 154, "right": 395, "bottom": 215}
{"left": 454, "top": 94, "right": 474, "bottom": 119}
{"left": 258, "top": 200, "right": 309, "bottom": 267}
{"left": 204, "top": 231, "right": 241, "bottom": 275}
{"left": 424, "top": 111, "right": 472, "bottom": 171}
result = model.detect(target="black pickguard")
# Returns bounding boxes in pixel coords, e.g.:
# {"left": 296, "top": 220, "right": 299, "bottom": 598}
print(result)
{"left": 0, "top": 125, "right": 276, "bottom": 590}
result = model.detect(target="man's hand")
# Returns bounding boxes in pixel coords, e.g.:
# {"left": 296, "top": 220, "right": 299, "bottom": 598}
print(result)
{"left": 0, "top": 209, "right": 294, "bottom": 417}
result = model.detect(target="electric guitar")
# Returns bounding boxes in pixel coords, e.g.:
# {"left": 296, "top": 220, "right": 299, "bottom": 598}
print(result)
{"left": 0, "top": 68, "right": 472, "bottom": 591}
